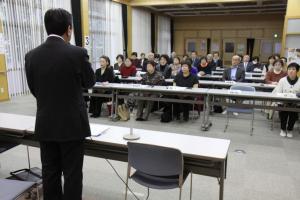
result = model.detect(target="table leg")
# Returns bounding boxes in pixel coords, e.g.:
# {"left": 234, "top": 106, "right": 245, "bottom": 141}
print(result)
{"left": 112, "top": 90, "right": 119, "bottom": 121}
{"left": 111, "top": 90, "right": 115, "bottom": 118}
{"left": 202, "top": 94, "right": 212, "bottom": 131}
{"left": 219, "top": 160, "right": 225, "bottom": 200}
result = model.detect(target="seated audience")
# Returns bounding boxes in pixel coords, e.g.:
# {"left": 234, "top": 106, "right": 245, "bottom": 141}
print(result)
{"left": 89, "top": 56, "right": 114, "bottom": 118}
{"left": 173, "top": 60, "right": 199, "bottom": 121}
{"left": 136, "top": 61, "right": 164, "bottom": 121}
{"left": 182, "top": 54, "right": 189, "bottom": 61}
{"left": 154, "top": 53, "right": 160, "bottom": 64}
{"left": 170, "top": 56, "right": 181, "bottom": 78}
{"left": 222, "top": 55, "right": 245, "bottom": 82}
{"left": 281, "top": 56, "right": 288, "bottom": 71}
{"left": 156, "top": 54, "right": 172, "bottom": 79}
{"left": 212, "top": 52, "right": 223, "bottom": 67}
{"left": 130, "top": 52, "right": 140, "bottom": 68}
{"left": 120, "top": 58, "right": 137, "bottom": 77}
{"left": 207, "top": 54, "right": 216, "bottom": 70}
{"left": 114, "top": 54, "right": 124, "bottom": 70}
{"left": 263, "top": 55, "right": 276, "bottom": 74}
{"left": 142, "top": 52, "right": 155, "bottom": 72}
{"left": 247, "top": 56, "right": 263, "bottom": 72}
{"left": 273, "top": 62, "right": 300, "bottom": 138}
{"left": 184, "top": 58, "right": 198, "bottom": 75}
{"left": 274, "top": 54, "right": 280, "bottom": 60}
{"left": 139, "top": 53, "right": 147, "bottom": 68}
{"left": 240, "top": 55, "right": 253, "bottom": 72}
{"left": 169, "top": 51, "right": 177, "bottom": 64}
{"left": 197, "top": 56, "right": 212, "bottom": 76}
{"left": 265, "top": 59, "right": 287, "bottom": 85}
{"left": 191, "top": 51, "right": 200, "bottom": 68}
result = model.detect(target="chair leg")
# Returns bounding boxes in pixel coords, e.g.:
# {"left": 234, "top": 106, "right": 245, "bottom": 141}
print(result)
{"left": 124, "top": 165, "right": 130, "bottom": 200}
{"left": 26, "top": 145, "right": 31, "bottom": 169}
{"left": 251, "top": 112, "right": 254, "bottom": 136}
{"left": 224, "top": 112, "right": 229, "bottom": 132}
{"left": 146, "top": 187, "right": 150, "bottom": 200}
{"left": 36, "top": 184, "right": 40, "bottom": 200}
{"left": 271, "top": 111, "right": 275, "bottom": 131}
{"left": 190, "top": 173, "right": 193, "bottom": 200}
{"left": 179, "top": 186, "right": 182, "bottom": 200}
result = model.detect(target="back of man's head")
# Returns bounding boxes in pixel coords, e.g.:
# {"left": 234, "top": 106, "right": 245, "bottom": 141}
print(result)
{"left": 44, "top": 8, "right": 72, "bottom": 36}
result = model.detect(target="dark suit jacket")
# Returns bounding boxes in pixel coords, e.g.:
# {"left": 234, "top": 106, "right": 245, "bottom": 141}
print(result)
{"left": 192, "top": 58, "right": 200, "bottom": 68}
{"left": 25, "top": 36, "right": 96, "bottom": 141}
{"left": 222, "top": 66, "right": 245, "bottom": 82}
{"left": 95, "top": 66, "right": 115, "bottom": 83}
{"left": 212, "top": 59, "right": 223, "bottom": 67}
{"left": 239, "top": 62, "right": 253, "bottom": 72}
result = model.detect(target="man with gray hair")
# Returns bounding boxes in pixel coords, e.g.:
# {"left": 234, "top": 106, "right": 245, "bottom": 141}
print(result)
{"left": 240, "top": 54, "right": 253, "bottom": 72}
{"left": 222, "top": 55, "right": 245, "bottom": 82}
{"left": 142, "top": 52, "right": 155, "bottom": 71}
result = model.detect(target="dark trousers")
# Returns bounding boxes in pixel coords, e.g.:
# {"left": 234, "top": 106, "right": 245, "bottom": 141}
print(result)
{"left": 40, "top": 140, "right": 84, "bottom": 200}
{"left": 89, "top": 90, "right": 112, "bottom": 116}
{"left": 173, "top": 96, "right": 193, "bottom": 120}
{"left": 279, "top": 111, "right": 298, "bottom": 131}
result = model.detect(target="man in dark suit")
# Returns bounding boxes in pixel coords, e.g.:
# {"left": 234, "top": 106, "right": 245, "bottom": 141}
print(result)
{"left": 25, "top": 9, "right": 95, "bottom": 200}
{"left": 212, "top": 52, "right": 223, "bottom": 67}
{"left": 191, "top": 51, "right": 200, "bottom": 68}
{"left": 222, "top": 55, "right": 245, "bottom": 82}
{"left": 139, "top": 52, "right": 148, "bottom": 69}
{"left": 239, "top": 54, "right": 253, "bottom": 72}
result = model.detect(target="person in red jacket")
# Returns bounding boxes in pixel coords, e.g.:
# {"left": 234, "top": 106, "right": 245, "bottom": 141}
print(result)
{"left": 120, "top": 58, "right": 137, "bottom": 77}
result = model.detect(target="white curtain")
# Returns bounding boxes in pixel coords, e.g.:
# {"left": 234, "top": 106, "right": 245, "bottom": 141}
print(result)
{"left": 0, "top": 0, "right": 72, "bottom": 98}
{"left": 89, "top": 0, "right": 123, "bottom": 70}
{"left": 157, "top": 15, "right": 171, "bottom": 55}
{"left": 132, "top": 8, "right": 151, "bottom": 55}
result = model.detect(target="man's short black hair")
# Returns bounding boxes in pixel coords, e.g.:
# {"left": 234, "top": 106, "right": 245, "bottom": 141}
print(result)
{"left": 287, "top": 62, "right": 300, "bottom": 72}
{"left": 181, "top": 60, "right": 192, "bottom": 69}
{"left": 131, "top": 52, "right": 138, "bottom": 57}
{"left": 160, "top": 54, "right": 170, "bottom": 63}
{"left": 116, "top": 54, "right": 124, "bottom": 61}
{"left": 252, "top": 56, "right": 260, "bottom": 62}
{"left": 44, "top": 8, "right": 73, "bottom": 36}
{"left": 280, "top": 57, "right": 287, "bottom": 62}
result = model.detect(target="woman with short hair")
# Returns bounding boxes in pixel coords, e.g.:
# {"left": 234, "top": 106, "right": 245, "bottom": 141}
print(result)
{"left": 273, "top": 62, "right": 300, "bottom": 138}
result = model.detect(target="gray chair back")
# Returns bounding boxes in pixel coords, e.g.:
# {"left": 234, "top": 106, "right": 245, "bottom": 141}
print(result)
{"left": 0, "top": 179, "right": 35, "bottom": 200}
{"left": 127, "top": 142, "right": 183, "bottom": 177}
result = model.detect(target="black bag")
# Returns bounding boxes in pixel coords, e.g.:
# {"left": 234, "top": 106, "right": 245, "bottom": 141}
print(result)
{"left": 213, "top": 105, "right": 223, "bottom": 113}
{"left": 160, "top": 111, "right": 172, "bottom": 123}
{"left": 160, "top": 104, "right": 173, "bottom": 123}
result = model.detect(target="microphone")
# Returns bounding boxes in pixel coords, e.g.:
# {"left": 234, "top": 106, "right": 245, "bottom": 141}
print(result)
{"left": 123, "top": 127, "right": 140, "bottom": 140}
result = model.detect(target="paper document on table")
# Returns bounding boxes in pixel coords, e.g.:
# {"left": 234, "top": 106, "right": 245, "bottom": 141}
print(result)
{"left": 277, "top": 93, "right": 296, "bottom": 98}
{"left": 225, "top": 81, "right": 236, "bottom": 84}
{"left": 167, "top": 86, "right": 187, "bottom": 90}
{"left": 90, "top": 124, "right": 110, "bottom": 137}
{"left": 229, "top": 90, "right": 242, "bottom": 94}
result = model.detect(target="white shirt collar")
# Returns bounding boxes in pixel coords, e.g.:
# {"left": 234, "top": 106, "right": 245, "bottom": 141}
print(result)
{"left": 48, "top": 34, "right": 64, "bottom": 41}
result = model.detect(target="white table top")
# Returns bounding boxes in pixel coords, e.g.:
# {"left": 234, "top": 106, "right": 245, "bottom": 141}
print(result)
{"left": 119, "top": 76, "right": 142, "bottom": 81}
{"left": 0, "top": 113, "right": 230, "bottom": 161}
{"left": 94, "top": 83, "right": 209, "bottom": 94}
{"left": 207, "top": 89, "right": 300, "bottom": 101}
{"left": 199, "top": 74, "right": 265, "bottom": 82}
{"left": 88, "top": 124, "right": 230, "bottom": 160}
{"left": 198, "top": 80, "right": 275, "bottom": 90}
{"left": 0, "top": 113, "right": 35, "bottom": 133}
